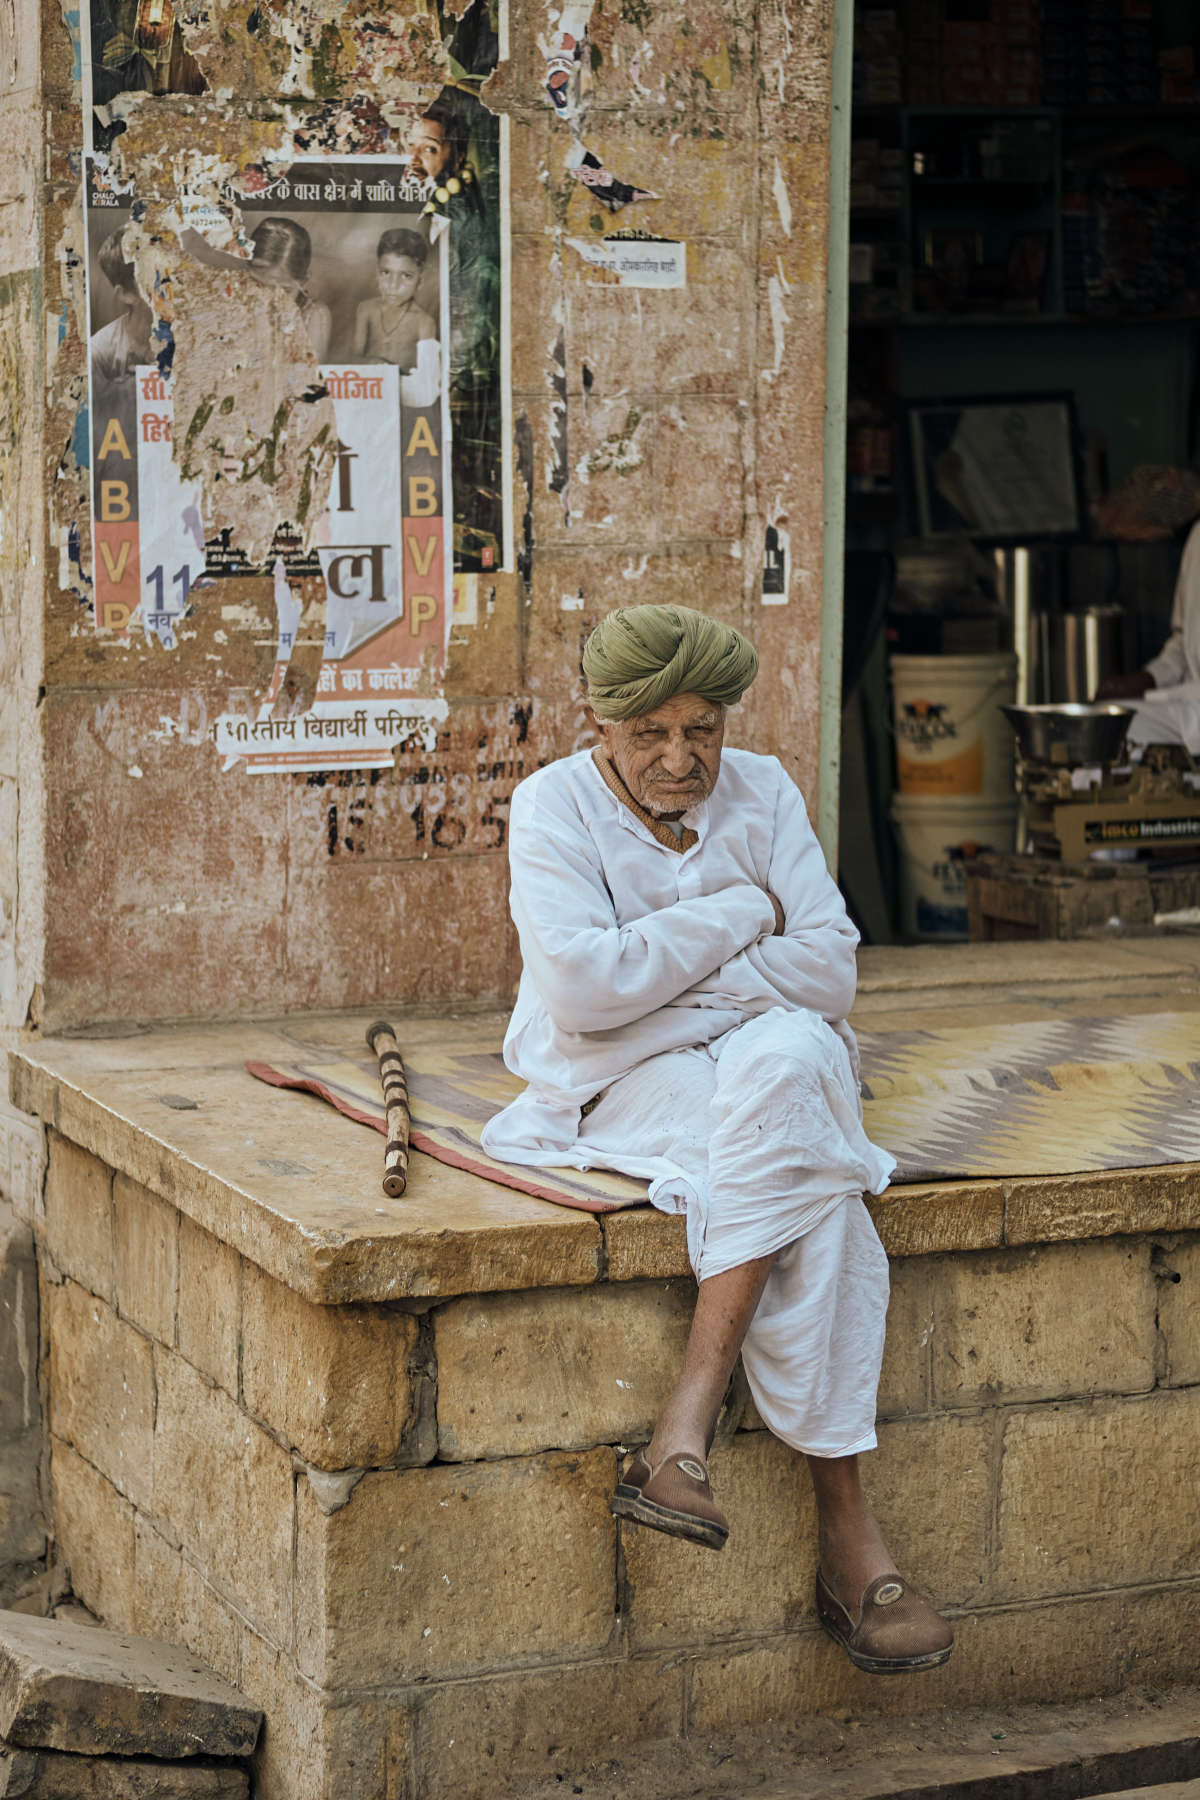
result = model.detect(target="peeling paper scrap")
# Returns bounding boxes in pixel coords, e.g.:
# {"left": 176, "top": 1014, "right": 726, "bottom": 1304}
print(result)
{"left": 452, "top": 572, "right": 480, "bottom": 628}
{"left": 213, "top": 695, "right": 450, "bottom": 774}
{"left": 567, "top": 144, "right": 657, "bottom": 213}
{"left": 540, "top": 0, "right": 594, "bottom": 115}
{"left": 566, "top": 235, "right": 686, "bottom": 289}
{"left": 762, "top": 523, "right": 789, "bottom": 606}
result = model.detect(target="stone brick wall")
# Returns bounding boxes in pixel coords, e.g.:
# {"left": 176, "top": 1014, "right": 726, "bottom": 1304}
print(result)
{"left": 35, "top": 1131, "right": 1200, "bottom": 1799}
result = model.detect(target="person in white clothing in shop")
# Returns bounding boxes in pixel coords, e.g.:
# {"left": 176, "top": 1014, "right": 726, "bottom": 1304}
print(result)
{"left": 481, "top": 602, "right": 953, "bottom": 1674}
{"left": 1099, "top": 517, "right": 1200, "bottom": 754}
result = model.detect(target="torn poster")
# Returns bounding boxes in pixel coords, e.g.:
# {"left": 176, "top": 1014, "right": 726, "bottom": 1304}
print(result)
{"left": 84, "top": 0, "right": 206, "bottom": 157}
{"left": 566, "top": 233, "right": 686, "bottom": 289}
{"left": 84, "top": 110, "right": 510, "bottom": 768}
{"left": 567, "top": 145, "right": 657, "bottom": 213}
{"left": 541, "top": 0, "right": 593, "bottom": 114}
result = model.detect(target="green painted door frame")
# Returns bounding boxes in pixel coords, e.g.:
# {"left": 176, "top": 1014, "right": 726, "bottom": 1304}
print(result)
{"left": 817, "top": 0, "right": 855, "bottom": 866}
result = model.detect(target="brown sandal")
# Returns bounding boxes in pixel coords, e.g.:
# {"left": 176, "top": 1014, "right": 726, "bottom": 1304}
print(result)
{"left": 815, "top": 1568, "right": 954, "bottom": 1673}
{"left": 611, "top": 1450, "right": 729, "bottom": 1550}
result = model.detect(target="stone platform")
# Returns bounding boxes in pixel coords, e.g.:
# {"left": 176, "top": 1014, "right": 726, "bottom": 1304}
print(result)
{"left": 9, "top": 939, "right": 1200, "bottom": 1800}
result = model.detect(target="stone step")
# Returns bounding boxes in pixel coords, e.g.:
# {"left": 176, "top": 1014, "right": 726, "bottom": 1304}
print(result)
{"left": 0, "top": 1743, "right": 249, "bottom": 1796}
{"left": 0, "top": 1610, "right": 261, "bottom": 1761}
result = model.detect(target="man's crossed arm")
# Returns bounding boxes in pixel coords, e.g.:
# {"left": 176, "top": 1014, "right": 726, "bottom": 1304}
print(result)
{"left": 509, "top": 766, "right": 858, "bottom": 1036}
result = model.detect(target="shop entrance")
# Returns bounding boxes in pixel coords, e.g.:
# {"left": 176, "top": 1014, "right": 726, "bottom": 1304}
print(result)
{"left": 839, "top": 0, "right": 1200, "bottom": 943}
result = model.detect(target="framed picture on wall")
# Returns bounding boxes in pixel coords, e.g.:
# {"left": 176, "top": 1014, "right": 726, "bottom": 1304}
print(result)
{"left": 908, "top": 391, "right": 1083, "bottom": 542}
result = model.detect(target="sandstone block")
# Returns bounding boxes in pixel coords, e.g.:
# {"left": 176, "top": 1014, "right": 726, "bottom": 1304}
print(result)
{"left": 239, "top": 1627, "right": 410, "bottom": 1800}
{"left": 0, "top": 1745, "right": 249, "bottom": 1796}
{"left": 948, "top": 1581, "right": 1200, "bottom": 1710}
{"left": 0, "top": 1606, "right": 261, "bottom": 1758}
{"left": 876, "top": 1256, "right": 933, "bottom": 1418}
{"left": 932, "top": 1240, "right": 1158, "bottom": 1407}
{"left": 435, "top": 1279, "right": 693, "bottom": 1460}
{"left": 868, "top": 1414, "right": 993, "bottom": 1608}
{"left": 688, "top": 1630, "right": 955, "bottom": 1737}
{"left": 152, "top": 1352, "right": 294, "bottom": 1645}
{"left": 132, "top": 1516, "right": 241, "bottom": 1690}
{"left": 43, "top": 1135, "right": 112, "bottom": 1301}
{"left": 995, "top": 1389, "right": 1200, "bottom": 1600}
{"left": 601, "top": 1207, "right": 690, "bottom": 1283}
{"left": 295, "top": 1448, "right": 617, "bottom": 1686}
{"left": 415, "top": 1656, "right": 683, "bottom": 1800}
{"left": 237, "top": 1630, "right": 324, "bottom": 1800}
{"left": 688, "top": 1582, "right": 1200, "bottom": 1734}
{"left": 1004, "top": 1166, "right": 1200, "bottom": 1247}
{"left": 50, "top": 1440, "right": 136, "bottom": 1633}
{"left": 113, "top": 1174, "right": 178, "bottom": 1347}
{"left": 176, "top": 1217, "right": 242, "bottom": 1398}
{"left": 241, "top": 1262, "right": 420, "bottom": 1469}
{"left": 0, "top": 1108, "right": 44, "bottom": 1231}
{"left": 622, "top": 1432, "right": 815, "bottom": 1649}
{"left": 48, "top": 1280, "right": 154, "bottom": 1511}
{"left": 1157, "top": 1237, "right": 1200, "bottom": 1387}
{"left": 867, "top": 1181, "right": 1005, "bottom": 1257}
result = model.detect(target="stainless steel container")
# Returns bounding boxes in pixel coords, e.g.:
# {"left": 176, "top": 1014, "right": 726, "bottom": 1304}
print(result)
{"left": 1000, "top": 702, "right": 1134, "bottom": 766}
{"left": 1027, "top": 605, "right": 1130, "bottom": 703}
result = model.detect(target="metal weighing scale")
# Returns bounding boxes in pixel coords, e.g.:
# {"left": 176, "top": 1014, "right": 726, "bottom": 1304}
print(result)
{"left": 1003, "top": 705, "right": 1200, "bottom": 864}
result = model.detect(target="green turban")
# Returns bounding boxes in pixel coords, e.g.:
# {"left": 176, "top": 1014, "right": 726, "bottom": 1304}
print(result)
{"left": 583, "top": 604, "right": 758, "bottom": 721}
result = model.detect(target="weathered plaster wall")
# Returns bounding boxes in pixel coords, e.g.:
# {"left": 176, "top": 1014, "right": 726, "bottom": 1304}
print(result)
{"left": 0, "top": 0, "right": 48, "bottom": 1220}
{"left": 23, "top": 0, "right": 835, "bottom": 1051}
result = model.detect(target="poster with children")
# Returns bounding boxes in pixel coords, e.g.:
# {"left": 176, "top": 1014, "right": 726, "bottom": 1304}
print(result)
{"left": 85, "top": 158, "right": 456, "bottom": 770}
{"left": 81, "top": 1, "right": 508, "bottom": 770}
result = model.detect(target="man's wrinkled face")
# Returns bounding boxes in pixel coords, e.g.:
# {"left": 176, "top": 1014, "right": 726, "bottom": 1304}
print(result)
{"left": 594, "top": 691, "right": 725, "bottom": 817}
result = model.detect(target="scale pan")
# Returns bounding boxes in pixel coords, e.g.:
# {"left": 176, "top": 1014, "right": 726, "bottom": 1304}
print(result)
{"left": 1001, "top": 702, "right": 1134, "bottom": 765}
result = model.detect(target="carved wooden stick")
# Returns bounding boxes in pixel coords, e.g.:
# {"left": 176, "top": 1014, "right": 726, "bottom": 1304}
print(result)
{"left": 366, "top": 1020, "right": 410, "bottom": 1198}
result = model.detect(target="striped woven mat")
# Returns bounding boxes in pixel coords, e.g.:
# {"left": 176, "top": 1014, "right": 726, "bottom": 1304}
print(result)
{"left": 247, "top": 1010, "right": 1200, "bottom": 1215}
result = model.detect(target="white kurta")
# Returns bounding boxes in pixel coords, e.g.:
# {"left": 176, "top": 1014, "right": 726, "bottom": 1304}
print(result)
{"left": 1127, "top": 519, "right": 1200, "bottom": 753}
{"left": 481, "top": 747, "right": 896, "bottom": 1456}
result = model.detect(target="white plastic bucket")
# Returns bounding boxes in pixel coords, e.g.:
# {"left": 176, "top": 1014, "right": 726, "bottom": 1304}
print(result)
{"left": 890, "top": 652, "right": 1017, "bottom": 799}
{"left": 890, "top": 794, "right": 1018, "bottom": 941}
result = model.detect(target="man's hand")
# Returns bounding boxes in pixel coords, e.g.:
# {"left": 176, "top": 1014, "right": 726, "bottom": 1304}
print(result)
{"left": 766, "top": 890, "right": 786, "bottom": 935}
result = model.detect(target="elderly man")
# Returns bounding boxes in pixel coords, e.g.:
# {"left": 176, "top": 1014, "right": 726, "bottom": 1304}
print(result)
{"left": 481, "top": 604, "right": 953, "bottom": 1674}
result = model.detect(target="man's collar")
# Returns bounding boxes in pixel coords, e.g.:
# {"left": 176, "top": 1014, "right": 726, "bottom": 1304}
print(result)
{"left": 591, "top": 749, "right": 699, "bottom": 854}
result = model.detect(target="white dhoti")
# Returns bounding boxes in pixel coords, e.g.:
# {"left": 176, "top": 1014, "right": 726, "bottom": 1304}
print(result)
{"left": 572, "top": 1008, "right": 894, "bottom": 1458}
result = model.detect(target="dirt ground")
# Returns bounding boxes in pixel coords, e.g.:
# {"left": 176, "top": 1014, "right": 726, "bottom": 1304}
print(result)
{"left": 511, "top": 1685, "right": 1200, "bottom": 1800}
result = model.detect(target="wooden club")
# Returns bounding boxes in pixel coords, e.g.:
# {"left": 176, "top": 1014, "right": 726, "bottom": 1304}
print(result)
{"left": 366, "top": 1019, "right": 410, "bottom": 1198}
